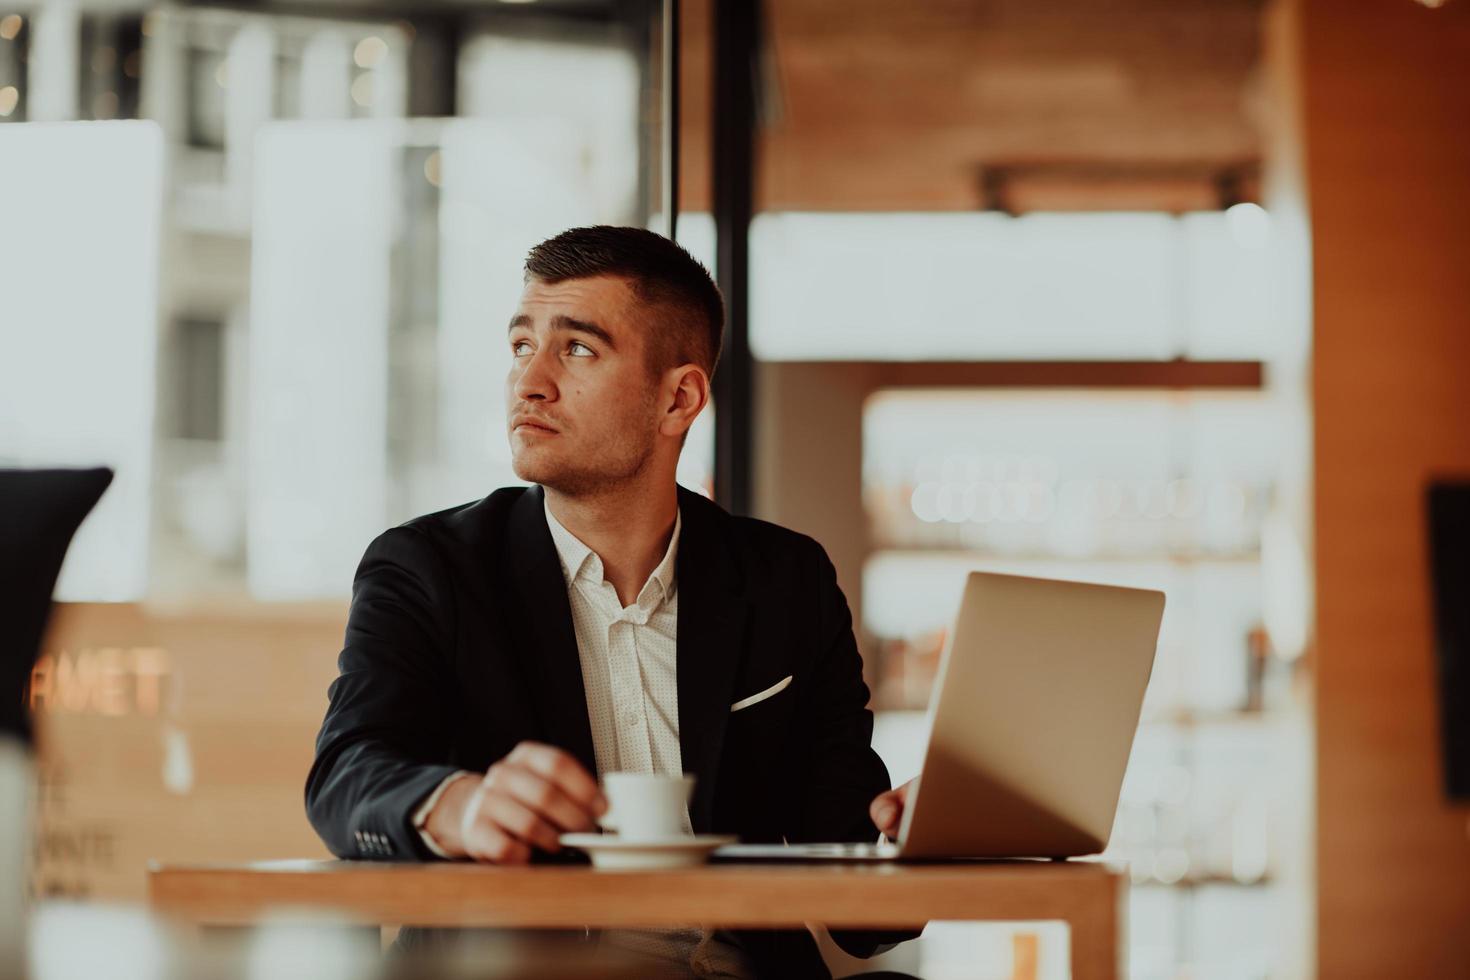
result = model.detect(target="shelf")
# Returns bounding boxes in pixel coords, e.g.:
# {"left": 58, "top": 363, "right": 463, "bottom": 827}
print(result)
{"left": 1131, "top": 873, "right": 1275, "bottom": 890}
{"left": 865, "top": 546, "right": 1263, "bottom": 565}
{"left": 1138, "top": 709, "right": 1278, "bottom": 728}
{"left": 856, "top": 359, "right": 1265, "bottom": 390}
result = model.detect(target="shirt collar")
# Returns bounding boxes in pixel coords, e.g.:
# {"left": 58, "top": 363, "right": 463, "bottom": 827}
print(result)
{"left": 543, "top": 497, "right": 681, "bottom": 603}
{"left": 647, "top": 508, "right": 681, "bottom": 601}
{"left": 543, "top": 500, "right": 595, "bottom": 584}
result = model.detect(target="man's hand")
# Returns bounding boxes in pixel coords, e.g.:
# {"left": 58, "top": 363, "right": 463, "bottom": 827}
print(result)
{"left": 425, "top": 742, "right": 607, "bottom": 863}
{"left": 869, "top": 779, "right": 914, "bottom": 839}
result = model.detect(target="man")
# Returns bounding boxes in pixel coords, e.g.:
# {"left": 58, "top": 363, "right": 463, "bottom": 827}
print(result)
{"left": 306, "top": 226, "right": 914, "bottom": 977}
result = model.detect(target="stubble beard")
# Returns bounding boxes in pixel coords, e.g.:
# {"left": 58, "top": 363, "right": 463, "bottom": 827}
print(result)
{"left": 512, "top": 407, "right": 660, "bottom": 499}
{"left": 526, "top": 437, "right": 655, "bottom": 498}
{"left": 510, "top": 375, "right": 667, "bottom": 498}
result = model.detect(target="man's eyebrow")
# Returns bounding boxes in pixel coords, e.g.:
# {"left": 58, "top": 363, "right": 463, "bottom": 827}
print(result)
{"left": 550, "top": 314, "right": 617, "bottom": 349}
{"left": 507, "top": 312, "right": 617, "bottom": 349}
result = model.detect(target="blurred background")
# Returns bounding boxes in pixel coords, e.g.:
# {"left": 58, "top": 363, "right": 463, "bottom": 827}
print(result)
{"left": 2, "top": 1, "right": 1468, "bottom": 978}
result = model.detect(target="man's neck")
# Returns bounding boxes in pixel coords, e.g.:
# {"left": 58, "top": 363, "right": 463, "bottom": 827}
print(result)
{"left": 544, "top": 480, "right": 679, "bottom": 607}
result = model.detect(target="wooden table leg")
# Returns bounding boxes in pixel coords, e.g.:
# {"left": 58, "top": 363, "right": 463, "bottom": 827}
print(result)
{"left": 1067, "top": 873, "right": 1125, "bottom": 980}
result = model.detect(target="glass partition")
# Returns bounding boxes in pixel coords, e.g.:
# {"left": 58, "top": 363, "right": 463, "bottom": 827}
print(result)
{"left": 0, "top": 121, "right": 164, "bottom": 601}
{"left": 6, "top": 1, "right": 681, "bottom": 905}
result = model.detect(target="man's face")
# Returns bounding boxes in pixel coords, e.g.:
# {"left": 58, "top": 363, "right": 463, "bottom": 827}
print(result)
{"left": 506, "top": 275, "right": 662, "bottom": 495}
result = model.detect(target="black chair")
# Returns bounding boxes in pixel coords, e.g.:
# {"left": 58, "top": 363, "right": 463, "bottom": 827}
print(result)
{"left": 0, "top": 467, "right": 113, "bottom": 745}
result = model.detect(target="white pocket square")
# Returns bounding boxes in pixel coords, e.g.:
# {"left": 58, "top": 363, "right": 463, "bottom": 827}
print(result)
{"left": 730, "top": 675, "right": 793, "bottom": 712}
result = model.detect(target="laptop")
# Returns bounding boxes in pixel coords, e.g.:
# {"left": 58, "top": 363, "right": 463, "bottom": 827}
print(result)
{"left": 716, "top": 571, "right": 1165, "bottom": 861}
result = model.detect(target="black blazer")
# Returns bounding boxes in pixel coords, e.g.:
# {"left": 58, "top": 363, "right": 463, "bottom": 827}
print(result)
{"left": 306, "top": 484, "right": 900, "bottom": 976}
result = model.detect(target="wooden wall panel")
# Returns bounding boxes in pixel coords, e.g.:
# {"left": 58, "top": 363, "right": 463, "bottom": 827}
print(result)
{"left": 677, "top": 0, "right": 712, "bottom": 213}
{"left": 31, "top": 604, "right": 345, "bottom": 901}
{"left": 678, "top": 0, "right": 1262, "bottom": 212}
{"left": 1302, "top": 1, "right": 1470, "bottom": 975}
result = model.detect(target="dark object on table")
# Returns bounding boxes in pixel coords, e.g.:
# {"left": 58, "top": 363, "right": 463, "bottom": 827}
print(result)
{"left": 1428, "top": 480, "right": 1470, "bottom": 800}
{"left": 0, "top": 467, "right": 113, "bottom": 746}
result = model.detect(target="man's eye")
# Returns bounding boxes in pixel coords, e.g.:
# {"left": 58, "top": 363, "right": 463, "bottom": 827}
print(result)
{"left": 567, "top": 341, "right": 594, "bottom": 357}
{"left": 511, "top": 340, "right": 532, "bottom": 356}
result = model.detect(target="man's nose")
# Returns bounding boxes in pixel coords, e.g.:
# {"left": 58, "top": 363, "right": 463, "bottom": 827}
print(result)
{"left": 511, "top": 348, "right": 557, "bottom": 402}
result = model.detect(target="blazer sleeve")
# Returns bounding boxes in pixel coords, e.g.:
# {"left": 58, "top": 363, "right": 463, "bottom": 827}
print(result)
{"left": 794, "top": 541, "right": 891, "bottom": 844}
{"left": 305, "top": 526, "right": 465, "bottom": 861}
{"left": 796, "top": 540, "right": 923, "bottom": 957}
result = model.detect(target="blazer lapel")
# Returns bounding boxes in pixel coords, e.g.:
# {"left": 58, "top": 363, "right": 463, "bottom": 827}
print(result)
{"left": 675, "top": 488, "right": 750, "bottom": 833}
{"left": 503, "top": 485, "right": 598, "bottom": 777}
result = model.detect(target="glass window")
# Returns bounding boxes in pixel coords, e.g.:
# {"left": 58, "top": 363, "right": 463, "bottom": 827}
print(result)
{"left": 746, "top": 211, "right": 1281, "bottom": 361}
{"left": 0, "top": 122, "right": 165, "bottom": 601}
{"left": 0, "top": 11, "right": 31, "bottom": 121}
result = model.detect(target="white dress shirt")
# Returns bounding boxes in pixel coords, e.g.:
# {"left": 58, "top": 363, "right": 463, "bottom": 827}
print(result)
{"left": 546, "top": 499, "right": 687, "bottom": 800}
{"left": 412, "top": 499, "right": 751, "bottom": 978}
{"left": 410, "top": 505, "right": 684, "bottom": 846}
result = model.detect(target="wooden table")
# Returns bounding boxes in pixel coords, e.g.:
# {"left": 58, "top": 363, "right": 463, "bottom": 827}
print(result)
{"left": 148, "top": 859, "right": 1126, "bottom": 980}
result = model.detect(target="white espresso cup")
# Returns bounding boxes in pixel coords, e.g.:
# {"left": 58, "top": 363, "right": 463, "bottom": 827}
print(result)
{"left": 598, "top": 772, "right": 695, "bottom": 841}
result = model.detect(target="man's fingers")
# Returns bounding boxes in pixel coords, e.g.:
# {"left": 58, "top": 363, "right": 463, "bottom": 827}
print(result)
{"left": 486, "top": 763, "right": 596, "bottom": 832}
{"left": 461, "top": 817, "right": 531, "bottom": 865}
{"left": 507, "top": 742, "right": 606, "bottom": 814}
{"left": 870, "top": 783, "right": 909, "bottom": 835}
{"left": 480, "top": 792, "right": 564, "bottom": 852}
{"left": 871, "top": 799, "right": 900, "bottom": 834}
{"left": 468, "top": 743, "right": 603, "bottom": 862}
{"left": 869, "top": 792, "right": 896, "bottom": 825}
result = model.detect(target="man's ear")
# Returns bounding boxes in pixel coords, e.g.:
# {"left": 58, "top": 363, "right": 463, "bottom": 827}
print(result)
{"left": 659, "top": 364, "right": 710, "bottom": 438}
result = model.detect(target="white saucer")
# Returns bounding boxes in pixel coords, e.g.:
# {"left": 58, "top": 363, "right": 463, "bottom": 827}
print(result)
{"left": 559, "top": 833, "right": 738, "bottom": 870}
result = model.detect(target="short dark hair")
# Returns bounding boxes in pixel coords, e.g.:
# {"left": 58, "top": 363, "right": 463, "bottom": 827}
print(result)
{"left": 524, "top": 225, "right": 724, "bottom": 376}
